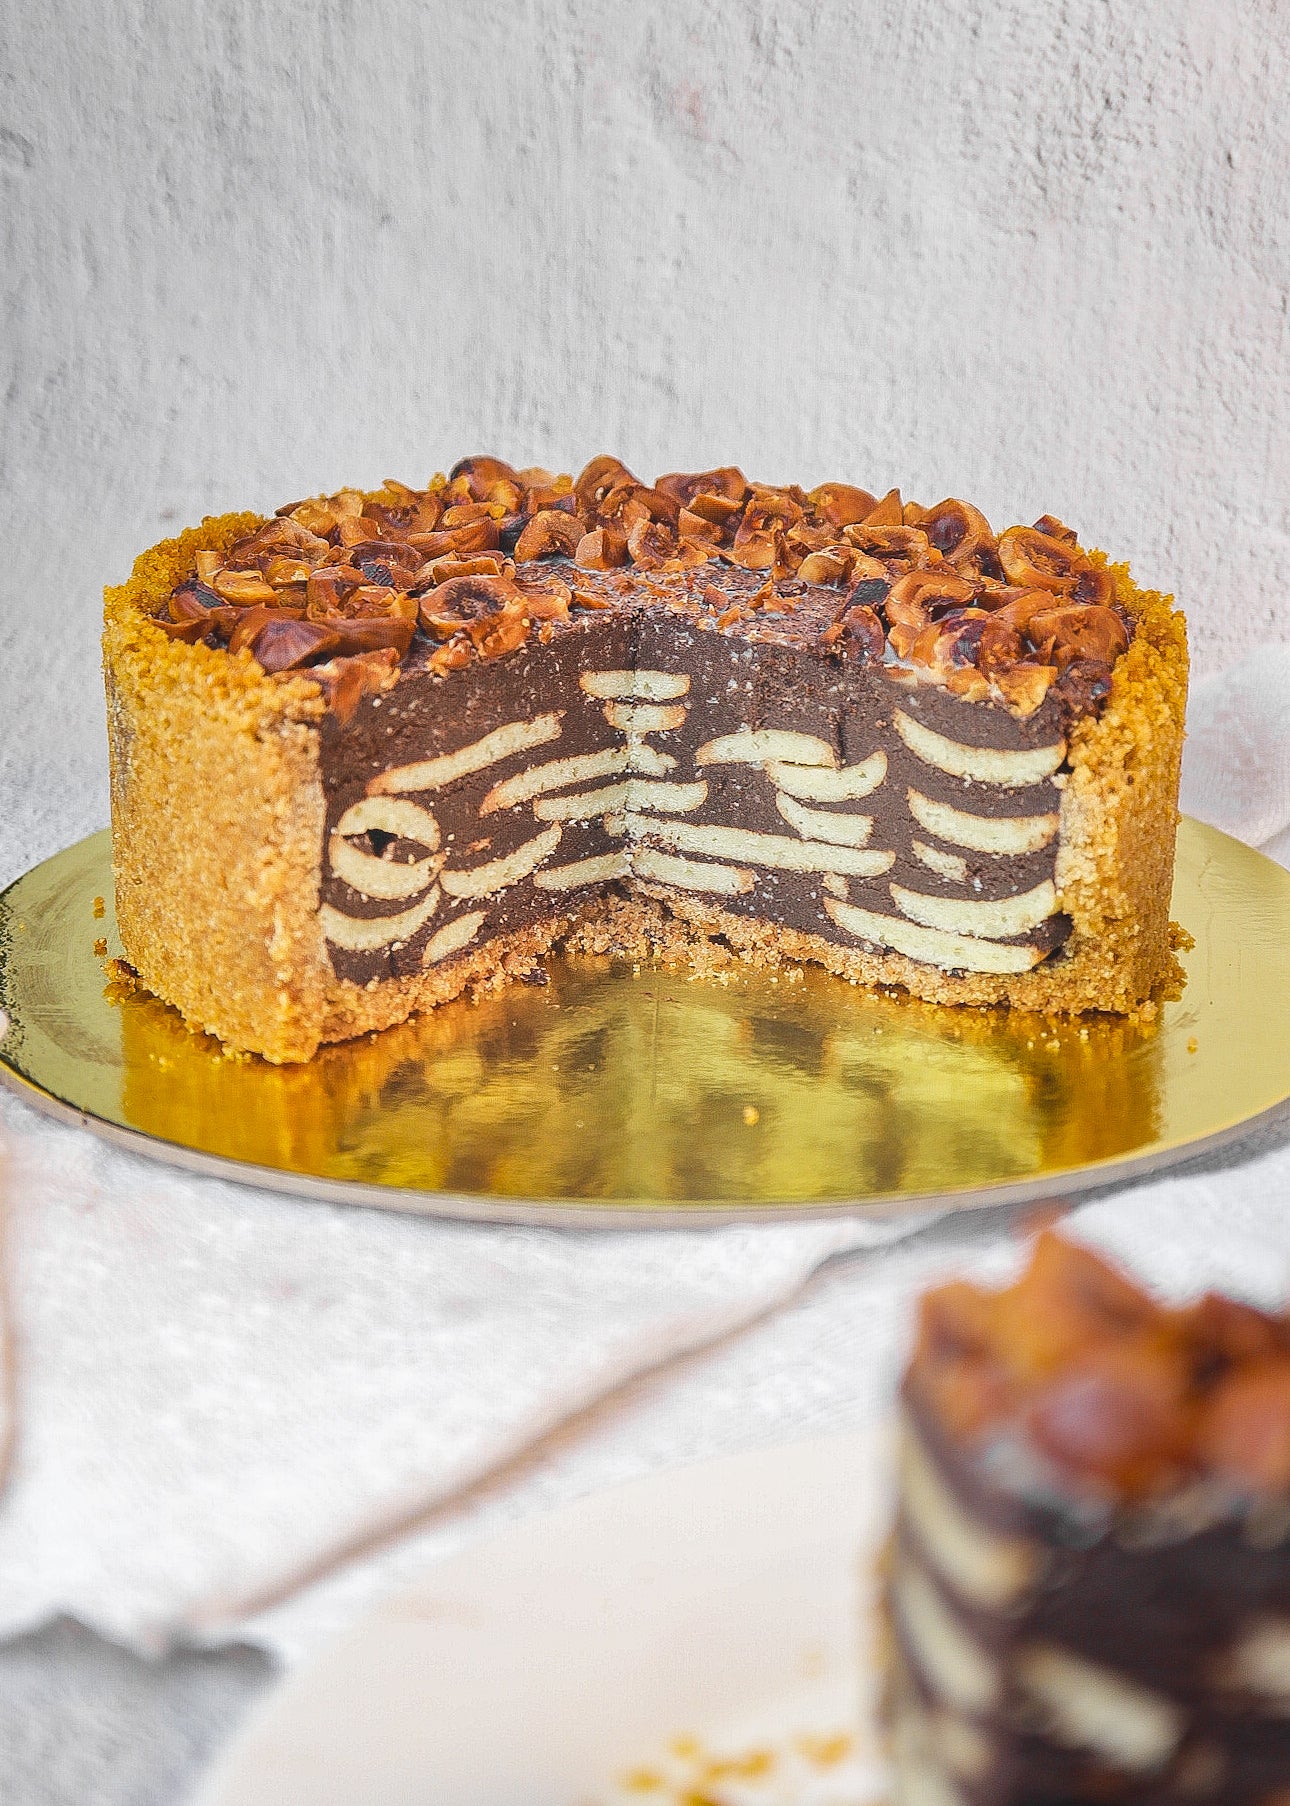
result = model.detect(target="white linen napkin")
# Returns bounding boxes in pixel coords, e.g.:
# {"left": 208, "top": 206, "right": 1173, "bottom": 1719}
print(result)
{"left": 0, "top": 1087, "right": 922, "bottom": 1654}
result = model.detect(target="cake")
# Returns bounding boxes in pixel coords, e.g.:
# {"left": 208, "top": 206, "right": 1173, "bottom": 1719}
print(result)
{"left": 885, "top": 1232, "right": 1290, "bottom": 1803}
{"left": 102, "top": 456, "right": 1187, "bottom": 1062}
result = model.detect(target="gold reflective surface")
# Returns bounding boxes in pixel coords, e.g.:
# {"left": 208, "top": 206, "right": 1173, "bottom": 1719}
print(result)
{"left": 0, "top": 820, "right": 1286, "bottom": 1224}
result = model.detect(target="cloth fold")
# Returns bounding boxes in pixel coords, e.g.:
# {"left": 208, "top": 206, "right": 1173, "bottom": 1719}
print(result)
{"left": 0, "top": 1089, "right": 924, "bottom": 1654}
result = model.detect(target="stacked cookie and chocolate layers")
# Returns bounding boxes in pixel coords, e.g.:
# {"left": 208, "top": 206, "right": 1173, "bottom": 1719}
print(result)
{"left": 102, "top": 456, "right": 1187, "bottom": 1061}
{"left": 887, "top": 1235, "right": 1290, "bottom": 1804}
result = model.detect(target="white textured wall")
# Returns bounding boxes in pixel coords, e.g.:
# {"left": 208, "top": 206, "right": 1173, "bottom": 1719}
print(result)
{"left": 3, "top": 0, "right": 1288, "bottom": 879}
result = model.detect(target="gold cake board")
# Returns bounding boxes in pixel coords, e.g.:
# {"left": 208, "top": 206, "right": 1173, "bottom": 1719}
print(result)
{"left": 0, "top": 818, "right": 1286, "bottom": 1227}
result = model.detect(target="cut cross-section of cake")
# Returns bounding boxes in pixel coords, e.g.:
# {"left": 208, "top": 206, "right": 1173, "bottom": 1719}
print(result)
{"left": 102, "top": 457, "right": 1187, "bottom": 1061}
{"left": 885, "top": 1233, "right": 1290, "bottom": 1804}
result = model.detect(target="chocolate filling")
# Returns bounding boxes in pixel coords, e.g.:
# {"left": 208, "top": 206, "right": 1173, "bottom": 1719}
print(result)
{"left": 318, "top": 572, "right": 1075, "bottom": 987}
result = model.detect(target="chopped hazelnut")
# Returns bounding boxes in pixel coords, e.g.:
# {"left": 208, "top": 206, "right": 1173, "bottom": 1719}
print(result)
{"left": 574, "top": 454, "right": 639, "bottom": 515}
{"left": 1032, "top": 512, "right": 1079, "bottom": 544}
{"left": 998, "top": 525, "right": 1091, "bottom": 593}
{"left": 212, "top": 569, "right": 278, "bottom": 606}
{"left": 911, "top": 498, "right": 996, "bottom": 571}
{"left": 473, "top": 611, "right": 530, "bottom": 658}
{"left": 514, "top": 510, "right": 584, "bottom": 561}
{"left": 1026, "top": 604, "right": 1130, "bottom": 671}
{"left": 448, "top": 454, "right": 521, "bottom": 500}
{"left": 842, "top": 523, "right": 933, "bottom": 573}
{"left": 684, "top": 490, "right": 744, "bottom": 528}
{"left": 626, "top": 518, "right": 679, "bottom": 570}
{"left": 418, "top": 574, "right": 521, "bottom": 639}
{"left": 832, "top": 602, "right": 885, "bottom": 662}
{"left": 994, "top": 662, "right": 1058, "bottom": 715}
{"left": 246, "top": 615, "right": 342, "bottom": 672}
{"left": 441, "top": 501, "right": 506, "bottom": 528}
{"left": 429, "top": 637, "right": 472, "bottom": 674}
{"left": 724, "top": 528, "right": 779, "bottom": 571}
{"left": 861, "top": 487, "right": 905, "bottom": 528}
{"left": 573, "top": 526, "right": 628, "bottom": 569}
{"left": 655, "top": 466, "right": 749, "bottom": 507}
{"left": 807, "top": 482, "right": 878, "bottom": 529}
{"left": 516, "top": 573, "right": 572, "bottom": 620}
{"left": 169, "top": 577, "right": 224, "bottom": 621}
{"left": 885, "top": 569, "right": 978, "bottom": 655}
{"left": 796, "top": 547, "right": 854, "bottom": 585}
{"left": 677, "top": 507, "right": 724, "bottom": 547}
{"left": 327, "top": 616, "right": 416, "bottom": 656}
{"left": 414, "top": 553, "right": 510, "bottom": 588}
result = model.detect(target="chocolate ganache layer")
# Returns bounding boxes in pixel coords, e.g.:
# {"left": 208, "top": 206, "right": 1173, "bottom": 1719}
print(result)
{"left": 160, "top": 459, "right": 1134, "bottom": 992}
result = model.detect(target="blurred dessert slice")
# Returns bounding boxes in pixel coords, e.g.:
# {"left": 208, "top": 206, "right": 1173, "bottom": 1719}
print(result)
{"left": 885, "top": 1231, "right": 1290, "bottom": 1803}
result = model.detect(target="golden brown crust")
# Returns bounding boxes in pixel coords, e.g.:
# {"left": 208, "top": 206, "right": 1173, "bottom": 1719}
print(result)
{"left": 1048, "top": 558, "right": 1189, "bottom": 1012}
{"left": 104, "top": 516, "right": 1188, "bottom": 1060}
{"left": 104, "top": 515, "right": 334, "bottom": 1061}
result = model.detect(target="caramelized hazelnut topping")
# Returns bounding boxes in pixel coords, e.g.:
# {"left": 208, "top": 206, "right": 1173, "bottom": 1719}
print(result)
{"left": 574, "top": 454, "right": 637, "bottom": 516}
{"left": 807, "top": 482, "right": 877, "bottom": 529}
{"left": 1026, "top": 604, "right": 1130, "bottom": 672}
{"left": 573, "top": 526, "right": 628, "bottom": 570}
{"left": 912, "top": 497, "right": 996, "bottom": 570}
{"left": 447, "top": 454, "right": 521, "bottom": 500}
{"left": 162, "top": 463, "right": 1132, "bottom": 719}
{"left": 910, "top": 1233, "right": 1290, "bottom": 1504}
{"left": 827, "top": 602, "right": 885, "bottom": 663}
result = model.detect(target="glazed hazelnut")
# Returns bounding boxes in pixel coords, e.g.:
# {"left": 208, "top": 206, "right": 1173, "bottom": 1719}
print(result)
{"left": 448, "top": 455, "right": 522, "bottom": 500}
{"left": 574, "top": 454, "right": 638, "bottom": 515}
{"left": 655, "top": 466, "right": 749, "bottom": 508}
{"left": 574, "top": 526, "right": 629, "bottom": 569}
{"left": 418, "top": 574, "right": 521, "bottom": 639}
{"left": 912, "top": 498, "right": 995, "bottom": 570}
{"left": 626, "top": 518, "right": 679, "bottom": 570}
{"left": 513, "top": 510, "right": 584, "bottom": 561}
{"left": 998, "top": 525, "right": 1091, "bottom": 593}
{"left": 1026, "top": 604, "right": 1130, "bottom": 670}
{"left": 807, "top": 482, "right": 878, "bottom": 529}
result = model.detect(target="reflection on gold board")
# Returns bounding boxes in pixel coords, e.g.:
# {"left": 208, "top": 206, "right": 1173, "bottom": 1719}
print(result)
{"left": 110, "top": 960, "right": 1164, "bottom": 1202}
{"left": 0, "top": 820, "right": 1286, "bottom": 1222}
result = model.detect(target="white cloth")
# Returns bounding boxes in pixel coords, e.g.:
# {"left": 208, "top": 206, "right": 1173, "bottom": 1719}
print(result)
{"left": 0, "top": 1090, "right": 920, "bottom": 1654}
{"left": 241, "top": 1116, "right": 1290, "bottom": 1665}
{"left": 1180, "top": 645, "right": 1290, "bottom": 867}
{"left": 0, "top": 651, "right": 1283, "bottom": 1663}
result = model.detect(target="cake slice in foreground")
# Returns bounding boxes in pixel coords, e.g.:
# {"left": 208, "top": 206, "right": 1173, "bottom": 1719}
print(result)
{"left": 886, "top": 1232, "right": 1290, "bottom": 1803}
{"left": 102, "top": 458, "right": 1187, "bottom": 1060}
